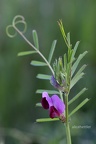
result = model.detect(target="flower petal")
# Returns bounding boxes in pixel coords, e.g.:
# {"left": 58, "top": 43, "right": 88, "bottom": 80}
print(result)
{"left": 41, "top": 97, "right": 49, "bottom": 109}
{"left": 50, "top": 75, "right": 60, "bottom": 89}
{"left": 50, "top": 75, "right": 65, "bottom": 92}
{"left": 51, "top": 95, "right": 65, "bottom": 114}
{"left": 49, "top": 106, "right": 60, "bottom": 118}
{"left": 41, "top": 92, "right": 53, "bottom": 109}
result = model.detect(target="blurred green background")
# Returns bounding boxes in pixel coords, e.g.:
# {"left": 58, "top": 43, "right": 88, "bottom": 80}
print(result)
{"left": 0, "top": 0, "right": 96, "bottom": 143}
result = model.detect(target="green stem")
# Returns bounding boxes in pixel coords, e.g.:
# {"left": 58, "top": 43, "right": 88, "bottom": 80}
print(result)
{"left": 65, "top": 93, "right": 72, "bottom": 144}
{"left": 13, "top": 25, "right": 54, "bottom": 75}
{"left": 65, "top": 122, "right": 71, "bottom": 144}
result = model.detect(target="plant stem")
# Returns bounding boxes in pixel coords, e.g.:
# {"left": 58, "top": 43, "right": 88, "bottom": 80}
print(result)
{"left": 65, "top": 93, "right": 72, "bottom": 144}
{"left": 65, "top": 122, "right": 71, "bottom": 144}
{"left": 13, "top": 25, "right": 54, "bottom": 75}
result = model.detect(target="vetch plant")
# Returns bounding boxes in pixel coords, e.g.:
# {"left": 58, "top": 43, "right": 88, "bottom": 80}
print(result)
{"left": 6, "top": 15, "right": 89, "bottom": 144}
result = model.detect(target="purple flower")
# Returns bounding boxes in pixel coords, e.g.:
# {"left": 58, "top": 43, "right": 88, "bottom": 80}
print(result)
{"left": 41, "top": 92, "right": 65, "bottom": 121}
{"left": 50, "top": 75, "right": 68, "bottom": 93}
{"left": 50, "top": 75, "right": 60, "bottom": 89}
{"left": 50, "top": 75, "right": 65, "bottom": 92}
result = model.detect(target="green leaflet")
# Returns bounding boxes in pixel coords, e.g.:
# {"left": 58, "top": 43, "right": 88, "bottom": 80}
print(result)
{"left": 70, "top": 72, "right": 85, "bottom": 89}
{"left": 36, "top": 103, "right": 42, "bottom": 107}
{"left": 69, "top": 98, "right": 89, "bottom": 117}
{"left": 36, "top": 74, "right": 51, "bottom": 80}
{"left": 66, "top": 62, "right": 71, "bottom": 85}
{"left": 32, "top": 30, "right": 39, "bottom": 49}
{"left": 72, "top": 64, "right": 87, "bottom": 80}
{"left": 36, "top": 89, "right": 59, "bottom": 94}
{"left": 30, "top": 61, "right": 47, "bottom": 66}
{"left": 64, "top": 53, "right": 67, "bottom": 72}
{"left": 68, "top": 48, "right": 73, "bottom": 63}
{"left": 71, "top": 41, "right": 80, "bottom": 62}
{"left": 48, "top": 40, "right": 57, "bottom": 64}
{"left": 67, "top": 32, "right": 71, "bottom": 47}
{"left": 18, "top": 50, "right": 37, "bottom": 56}
{"left": 68, "top": 88, "right": 87, "bottom": 105}
{"left": 36, "top": 118, "right": 59, "bottom": 122}
{"left": 58, "top": 20, "right": 68, "bottom": 47}
{"left": 70, "top": 64, "right": 87, "bottom": 89}
{"left": 71, "top": 51, "right": 88, "bottom": 76}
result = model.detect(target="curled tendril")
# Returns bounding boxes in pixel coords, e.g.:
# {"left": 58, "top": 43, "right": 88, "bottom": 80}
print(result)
{"left": 12, "top": 15, "right": 25, "bottom": 25}
{"left": 6, "top": 15, "right": 27, "bottom": 38}
{"left": 6, "top": 25, "right": 17, "bottom": 38}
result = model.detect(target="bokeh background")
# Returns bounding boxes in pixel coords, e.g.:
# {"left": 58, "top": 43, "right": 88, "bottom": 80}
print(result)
{"left": 0, "top": 0, "right": 96, "bottom": 143}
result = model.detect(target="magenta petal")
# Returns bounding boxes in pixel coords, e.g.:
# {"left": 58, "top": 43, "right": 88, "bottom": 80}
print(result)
{"left": 51, "top": 95, "right": 65, "bottom": 114}
{"left": 49, "top": 106, "right": 60, "bottom": 118}
{"left": 50, "top": 75, "right": 60, "bottom": 89}
{"left": 41, "top": 97, "right": 49, "bottom": 109}
{"left": 41, "top": 92, "right": 53, "bottom": 109}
